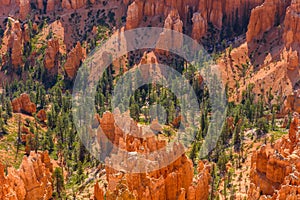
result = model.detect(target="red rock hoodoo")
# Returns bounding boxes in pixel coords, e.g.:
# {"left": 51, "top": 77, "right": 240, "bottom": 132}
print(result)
{"left": 63, "top": 42, "right": 85, "bottom": 79}
{"left": 44, "top": 39, "right": 59, "bottom": 71}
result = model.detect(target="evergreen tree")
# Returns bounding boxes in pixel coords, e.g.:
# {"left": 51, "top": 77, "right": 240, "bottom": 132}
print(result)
{"left": 53, "top": 167, "right": 65, "bottom": 198}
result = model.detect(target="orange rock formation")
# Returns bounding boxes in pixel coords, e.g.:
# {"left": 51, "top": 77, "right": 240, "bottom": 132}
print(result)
{"left": 44, "top": 39, "right": 59, "bottom": 71}
{"left": 12, "top": 93, "right": 37, "bottom": 115}
{"left": 0, "top": 151, "right": 53, "bottom": 200}
{"left": 63, "top": 42, "right": 85, "bottom": 79}
{"left": 283, "top": 89, "right": 300, "bottom": 114}
{"left": 248, "top": 115, "right": 300, "bottom": 199}
{"left": 93, "top": 112, "right": 211, "bottom": 200}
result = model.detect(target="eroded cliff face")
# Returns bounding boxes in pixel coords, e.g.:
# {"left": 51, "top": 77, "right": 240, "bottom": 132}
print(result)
{"left": 246, "top": 0, "right": 290, "bottom": 43}
{"left": 0, "top": 151, "right": 53, "bottom": 200}
{"left": 283, "top": 0, "right": 300, "bottom": 50}
{"left": 246, "top": 0, "right": 299, "bottom": 51}
{"left": 221, "top": 0, "right": 300, "bottom": 102}
{"left": 248, "top": 116, "right": 300, "bottom": 199}
{"left": 125, "top": 0, "right": 264, "bottom": 40}
{"left": 93, "top": 112, "right": 211, "bottom": 200}
{"left": 0, "top": 0, "right": 95, "bottom": 20}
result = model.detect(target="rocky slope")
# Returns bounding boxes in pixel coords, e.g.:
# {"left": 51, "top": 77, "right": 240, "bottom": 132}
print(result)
{"left": 0, "top": 151, "right": 53, "bottom": 200}
{"left": 248, "top": 115, "right": 300, "bottom": 199}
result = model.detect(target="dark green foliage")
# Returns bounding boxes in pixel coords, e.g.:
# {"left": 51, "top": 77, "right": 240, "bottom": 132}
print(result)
{"left": 53, "top": 167, "right": 65, "bottom": 198}
{"left": 256, "top": 117, "right": 269, "bottom": 136}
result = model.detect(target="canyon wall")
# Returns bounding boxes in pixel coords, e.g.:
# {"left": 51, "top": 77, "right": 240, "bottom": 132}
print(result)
{"left": 246, "top": 0, "right": 288, "bottom": 43}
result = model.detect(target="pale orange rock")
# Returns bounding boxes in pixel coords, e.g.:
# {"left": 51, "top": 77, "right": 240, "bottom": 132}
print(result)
{"left": 187, "top": 161, "right": 211, "bottom": 200}
{"left": 22, "top": 24, "right": 30, "bottom": 43}
{"left": 46, "top": 0, "right": 55, "bottom": 12}
{"left": 37, "top": 0, "right": 43, "bottom": 10}
{"left": 94, "top": 182, "right": 104, "bottom": 200}
{"left": 246, "top": 0, "right": 277, "bottom": 43}
{"left": 0, "top": 0, "right": 11, "bottom": 5}
{"left": 61, "top": 0, "right": 71, "bottom": 9}
{"left": 150, "top": 119, "right": 162, "bottom": 133}
{"left": 286, "top": 49, "right": 299, "bottom": 70}
{"left": 283, "top": 90, "right": 300, "bottom": 114}
{"left": 12, "top": 93, "right": 37, "bottom": 115}
{"left": 19, "top": 0, "right": 30, "bottom": 20}
{"left": 156, "top": 9, "right": 183, "bottom": 53}
{"left": 125, "top": 1, "right": 142, "bottom": 30}
{"left": 62, "top": 0, "right": 86, "bottom": 9}
{"left": 123, "top": 0, "right": 264, "bottom": 39}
